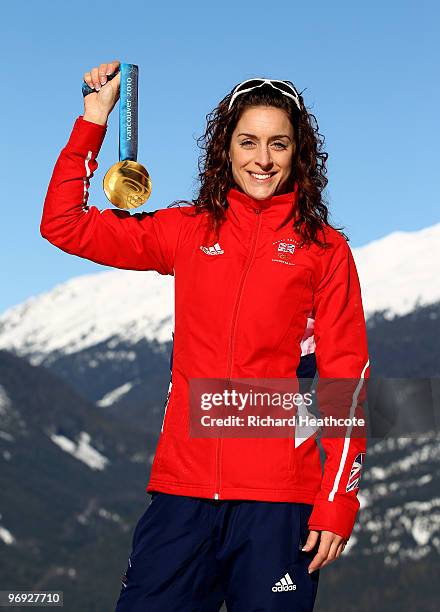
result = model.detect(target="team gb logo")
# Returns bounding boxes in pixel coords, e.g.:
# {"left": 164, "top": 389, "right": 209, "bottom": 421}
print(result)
{"left": 272, "top": 238, "right": 298, "bottom": 266}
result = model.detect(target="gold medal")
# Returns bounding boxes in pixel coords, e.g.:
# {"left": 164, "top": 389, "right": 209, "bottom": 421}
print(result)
{"left": 103, "top": 160, "right": 152, "bottom": 209}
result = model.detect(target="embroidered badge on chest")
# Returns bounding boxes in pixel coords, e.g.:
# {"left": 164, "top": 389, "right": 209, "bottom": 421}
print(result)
{"left": 272, "top": 238, "right": 300, "bottom": 266}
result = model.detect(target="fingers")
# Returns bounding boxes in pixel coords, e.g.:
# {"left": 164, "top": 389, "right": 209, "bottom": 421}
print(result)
{"left": 83, "top": 60, "right": 120, "bottom": 91}
{"left": 337, "top": 539, "right": 346, "bottom": 557}
{"left": 307, "top": 531, "right": 345, "bottom": 574}
{"left": 91, "top": 66, "right": 101, "bottom": 90}
{"left": 308, "top": 532, "right": 331, "bottom": 574}
{"left": 319, "top": 538, "right": 344, "bottom": 569}
{"left": 301, "top": 530, "right": 319, "bottom": 553}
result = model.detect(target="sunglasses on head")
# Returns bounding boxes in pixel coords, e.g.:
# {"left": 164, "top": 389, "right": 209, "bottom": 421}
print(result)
{"left": 228, "top": 78, "right": 302, "bottom": 112}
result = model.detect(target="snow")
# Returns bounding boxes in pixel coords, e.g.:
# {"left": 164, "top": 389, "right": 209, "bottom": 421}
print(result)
{"left": 0, "top": 385, "right": 26, "bottom": 432}
{"left": 353, "top": 222, "right": 440, "bottom": 319}
{"left": 0, "top": 431, "right": 14, "bottom": 442}
{"left": 412, "top": 516, "right": 437, "bottom": 546}
{"left": 49, "top": 431, "right": 109, "bottom": 471}
{"left": 358, "top": 488, "right": 440, "bottom": 564}
{"left": 417, "top": 474, "right": 432, "bottom": 485}
{"left": 0, "top": 385, "right": 11, "bottom": 417}
{"left": 366, "top": 437, "right": 416, "bottom": 456}
{"left": 366, "top": 442, "right": 440, "bottom": 481}
{"left": 0, "top": 269, "right": 174, "bottom": 365}
{"left": 96, "top": 382, "right": 134, "bottom": 407}
{"left": 0, "top": 525, "right": 15, "bottom": 545}
{"left": 97, "top": 507, "right": 122, "bottom": 523}
{"left": 357, "top": 491, "right": 369, "bottom": 509}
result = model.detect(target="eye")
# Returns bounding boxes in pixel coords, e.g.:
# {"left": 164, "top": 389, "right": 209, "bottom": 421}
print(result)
{"left": 239, "top": 140, "right": 288, "bottom": 149}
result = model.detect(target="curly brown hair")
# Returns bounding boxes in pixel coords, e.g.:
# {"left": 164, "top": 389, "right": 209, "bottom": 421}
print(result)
{"left": 171, "top": 80, "right": 347, "bottom": 247}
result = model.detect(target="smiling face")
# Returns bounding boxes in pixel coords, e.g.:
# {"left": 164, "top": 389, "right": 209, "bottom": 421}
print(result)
{"left": 228, "top": 105, "right": 295, "bottom": 200}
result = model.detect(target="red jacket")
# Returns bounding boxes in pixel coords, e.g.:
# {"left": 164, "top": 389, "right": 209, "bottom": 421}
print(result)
{"left": 40, "top": 116, "right": 370, "bottom": 541}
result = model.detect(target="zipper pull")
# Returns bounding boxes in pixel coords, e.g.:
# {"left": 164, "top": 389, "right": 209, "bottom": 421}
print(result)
{"left": 254, "top": 208, "right": 261, "bottom": 214}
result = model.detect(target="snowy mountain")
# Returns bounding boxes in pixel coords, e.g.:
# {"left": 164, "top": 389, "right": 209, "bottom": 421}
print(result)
{"left": 0, "top": 222, "right": 439, "bottom": 366}
{"left": 0, "top": 269, "right": 174, "bottom": 366}
{"left": 353, "top": 222, "right": 440, "bottom": 319}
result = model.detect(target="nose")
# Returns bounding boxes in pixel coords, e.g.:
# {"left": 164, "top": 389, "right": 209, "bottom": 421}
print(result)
{"left": 254, "top": 145, "right": 273, "bottom": 170}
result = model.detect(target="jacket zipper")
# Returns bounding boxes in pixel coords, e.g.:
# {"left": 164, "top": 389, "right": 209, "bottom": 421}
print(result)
{"left": 214, "top": 207, "right": 262, "bottom": 499}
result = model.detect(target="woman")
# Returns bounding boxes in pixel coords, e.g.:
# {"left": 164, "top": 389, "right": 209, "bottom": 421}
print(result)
{"left": 40, "top": 60, "right": 370, "bottom": 611}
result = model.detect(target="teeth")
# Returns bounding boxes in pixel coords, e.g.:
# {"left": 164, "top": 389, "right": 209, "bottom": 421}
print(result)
{"left": 251, "top": 173, "right": 272, "bottom": 180}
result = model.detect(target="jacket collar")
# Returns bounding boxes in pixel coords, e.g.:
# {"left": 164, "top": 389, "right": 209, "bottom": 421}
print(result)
{"left": 225, "top": 183, "right": 299, "bottom": 231}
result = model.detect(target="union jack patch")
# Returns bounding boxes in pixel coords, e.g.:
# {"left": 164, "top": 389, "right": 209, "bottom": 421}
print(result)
{"left": 346, "top": 453, "right": 366, "bottom": 492}
{"left": 278, "top": 242, "right": 295, "bottom": 254}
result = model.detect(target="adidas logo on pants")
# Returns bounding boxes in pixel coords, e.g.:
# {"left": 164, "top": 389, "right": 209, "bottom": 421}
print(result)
{"left": 272, "top": 571, "right": 297, "bottom": 592}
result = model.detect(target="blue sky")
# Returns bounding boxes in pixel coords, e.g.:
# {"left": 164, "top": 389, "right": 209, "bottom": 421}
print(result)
{"left": 1, "top": 0, "right": 438, "bottom": 312}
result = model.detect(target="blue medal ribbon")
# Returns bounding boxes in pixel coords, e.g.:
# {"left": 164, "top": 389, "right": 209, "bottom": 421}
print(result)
{"left": 82, "top": 62, "right": 139, "bottom": 163}
{"left": 118, "top": 63, "right": 138, "bottom": 162}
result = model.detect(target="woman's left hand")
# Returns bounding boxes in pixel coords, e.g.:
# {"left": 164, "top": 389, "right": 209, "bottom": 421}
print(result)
{"left": 302, "top": 530, "right": 346, "bottom": 573}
